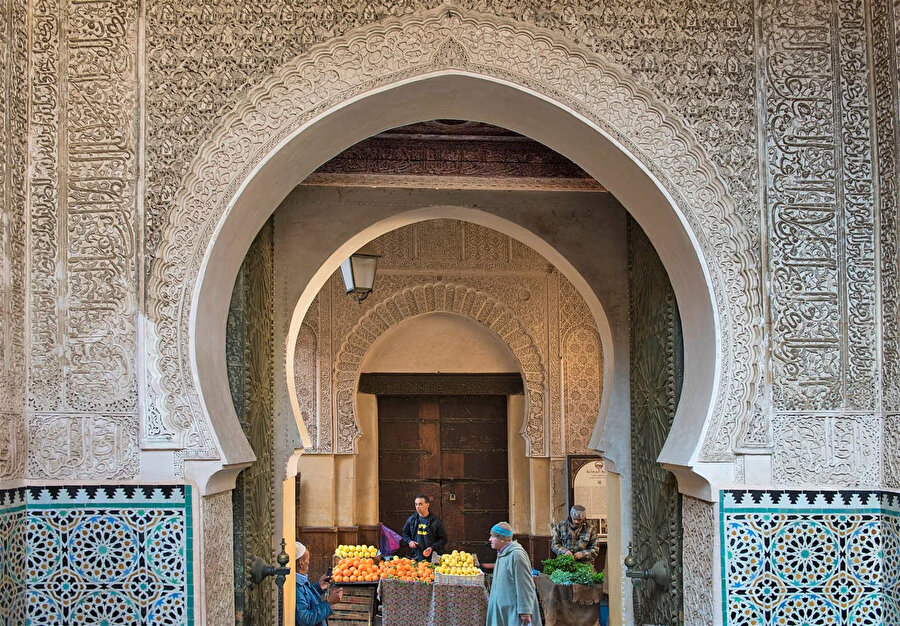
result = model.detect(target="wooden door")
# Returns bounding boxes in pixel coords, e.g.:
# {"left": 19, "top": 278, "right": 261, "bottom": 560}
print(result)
{"left": 378, "top": 395, "right": 508, "bottom": 565}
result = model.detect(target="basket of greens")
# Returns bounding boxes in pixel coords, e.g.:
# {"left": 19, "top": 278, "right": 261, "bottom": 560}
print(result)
{"left": 541, "top": 554, "right": 605, "bottom": 586}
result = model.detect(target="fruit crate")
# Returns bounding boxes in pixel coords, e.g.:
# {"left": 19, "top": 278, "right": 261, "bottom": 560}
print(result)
{"left": 329, "top": 582, "right": 377, "bottom": 626}
{"left": 432, "top": 552, "right": 484, "bottom": 586}
{"left": 332, "top": 553, "right": 383, "bottom": 568}
{"left": 430, "top": 552, "right": 481, "bottom": 566}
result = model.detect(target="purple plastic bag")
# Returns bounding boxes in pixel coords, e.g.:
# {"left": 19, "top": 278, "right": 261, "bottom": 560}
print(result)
{"left": 379, "top": 522, "right": 402, "bottom": 556}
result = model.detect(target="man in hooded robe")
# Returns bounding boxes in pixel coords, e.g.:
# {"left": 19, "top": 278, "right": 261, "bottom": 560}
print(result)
{"left": 485, "top": 522, "right": 542, "bottom": 626}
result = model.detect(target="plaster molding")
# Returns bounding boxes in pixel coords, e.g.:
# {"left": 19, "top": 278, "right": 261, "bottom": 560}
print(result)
{"left": 682, "top": 495, "right": 715, "bottom": 626}
{"left": 772, "top": 414, "right": 882, "bottom": 488}
{"left": 26, "top": 413, "right": 139, "bottom": 480}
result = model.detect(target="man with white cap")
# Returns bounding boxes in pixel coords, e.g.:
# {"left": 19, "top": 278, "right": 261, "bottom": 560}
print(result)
{"left": 486, "top": 522, "right": 542, "bottom": 626}
{"left": 295, "top": 541, "right": 343, "bottom": 626}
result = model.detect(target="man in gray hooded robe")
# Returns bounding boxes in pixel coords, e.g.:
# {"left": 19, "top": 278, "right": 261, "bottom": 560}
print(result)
{"left": 486, "top": 522, "right": 542, "bottom": 626}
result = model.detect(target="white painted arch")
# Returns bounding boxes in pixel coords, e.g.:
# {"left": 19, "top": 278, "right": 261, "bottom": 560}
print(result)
{"left": 189, "top": 71, "right": 718, "bottom": 481}
{"left": 360, "top": 312, "right": 524, "bottom": 374}
{"left": 148, "top": 7, "right": 760, "bottom": 498}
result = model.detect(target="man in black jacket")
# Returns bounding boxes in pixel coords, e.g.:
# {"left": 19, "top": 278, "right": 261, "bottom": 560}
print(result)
{"left": 401, "top": 494, "right": 448, "bottom": 561}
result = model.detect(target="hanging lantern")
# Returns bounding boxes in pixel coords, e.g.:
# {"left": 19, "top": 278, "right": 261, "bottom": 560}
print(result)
{"left": 340, "top": 253, "right": 380, "bottom": 303}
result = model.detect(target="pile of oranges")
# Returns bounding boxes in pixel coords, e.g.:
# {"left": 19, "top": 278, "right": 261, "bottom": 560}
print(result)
{"left": 331, "top": 556, "right": 435, "bottom": 584}
{"left": 379, "top": 557, "right": 435, "bottom": 583}
{"left": 332, "top": 557, "right": 381, "bottom": 582}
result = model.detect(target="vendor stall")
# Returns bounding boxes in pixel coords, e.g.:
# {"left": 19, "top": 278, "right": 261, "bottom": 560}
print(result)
{"left": 376, "top": 550, "right": 489, "bottom": 625}
{"left": 534, "top": 573, "right": 607, "bottom": 626}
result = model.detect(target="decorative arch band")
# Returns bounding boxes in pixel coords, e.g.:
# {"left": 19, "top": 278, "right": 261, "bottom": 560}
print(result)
{"left": 332, "top": 282, "right": 547, "bottom": 455}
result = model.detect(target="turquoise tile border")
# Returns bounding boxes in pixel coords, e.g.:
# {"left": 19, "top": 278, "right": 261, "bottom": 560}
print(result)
{"left": 1, "top": 484, "right": 195, "bottom": 625}
{"left": 720, "top": 489, "right": 900, "bottom": 625}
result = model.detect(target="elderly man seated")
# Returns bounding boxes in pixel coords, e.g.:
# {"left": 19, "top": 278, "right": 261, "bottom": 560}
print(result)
{"left": 550, "top": 505, "right": 601, "bottom": 563}
{"left": 295, "top": 541, "right": 343, "bottom": 626}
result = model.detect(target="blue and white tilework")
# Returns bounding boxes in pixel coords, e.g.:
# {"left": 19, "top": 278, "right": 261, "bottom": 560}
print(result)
{"left": 0, "top": 488, "right": 27, "bottom": 624}
{"left": 0, "top": 485, "right": 193, "bottom": 625}
{"left": 722, "top": 490, "right": 900, "bottom": 626}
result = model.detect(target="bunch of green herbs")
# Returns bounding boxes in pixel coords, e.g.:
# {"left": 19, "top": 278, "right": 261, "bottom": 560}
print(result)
{"left": 541, "top": 554, "right": 605, "bottom": 586}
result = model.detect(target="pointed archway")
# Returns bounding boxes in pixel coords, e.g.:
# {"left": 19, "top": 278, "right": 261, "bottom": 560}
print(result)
{"left": 147, "top": 8, "right": 761, "bottom": 488}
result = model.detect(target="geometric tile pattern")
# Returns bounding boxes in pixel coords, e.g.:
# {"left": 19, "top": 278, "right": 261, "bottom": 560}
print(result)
{"left": 722, "top": 490, "right": 900, "bottom": 626}
{"left": 0, "top": 485, "right": 193, "bottom": 625}
{"left": 0, "top": 488, "right": 26, "bottom": 625}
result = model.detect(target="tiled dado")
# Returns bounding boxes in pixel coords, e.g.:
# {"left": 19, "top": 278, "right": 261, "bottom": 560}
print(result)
{"left": 0, "top": 485, "right": 193, "bottom": 625}
{"left": 722, "top": 490, "right": 900, "bottom": 625}
{"left": 0, "top": 488, "right": 26, "bottom": 624}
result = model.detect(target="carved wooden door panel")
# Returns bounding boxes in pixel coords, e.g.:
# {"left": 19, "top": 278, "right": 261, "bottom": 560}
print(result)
{"left": 629, "top": 220, "right": 684, "bottom": 625}
{"left": 378, "top": 395, "right": 508, "bottom": 565}
{"left": 378, "top": 396, "right": 444, "bottom": 538}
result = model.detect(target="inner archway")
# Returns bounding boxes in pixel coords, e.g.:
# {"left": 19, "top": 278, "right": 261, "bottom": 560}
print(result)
{"left": 281, "top": 212, "right": 620, "bottom": 606}
{"left": 366, "top": 313, "right": 521, "bottom": 566}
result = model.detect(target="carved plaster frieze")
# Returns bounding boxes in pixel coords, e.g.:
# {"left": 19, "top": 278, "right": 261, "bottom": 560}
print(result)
{"left": 203, "top": 491, "right": 236, "bottom": 626}
{"left": 558, "top": 275, "right": 603, "bottom": 455}
{"left": 0, "top": 413, "right": 25, "bottom": 479}
{"left": 762, "top": 0, "right": 877, "bottom": 412}
{"left": 562, "top": 327, "right": 602, "bottom": 455}
{"left": 548, "top": 272, "right": 562, "bottom": 457}
{"left": 147, "top": 6, "right": 761, "bottom": 469}
{"left": 682, "top": 496, "right": 714, "bottom": 626}
{"left": 872, "top": 0, "right": 900, "bottom": 411}
{"left": 26, "top": 413, "right": 139, "bottom": 480}
{"left": 883, "top": 414, "right": 900, "bottom": 489}
{"left": 21, "top": 0, "right": 138, "bottom": 428}
{"left": 27, "top": 0, "right": 139, "bottom": 419}
{"left": 333, "top": 281, "right": 547, "bottom": 455}
{"left": 0, "top": 0, "right": 27, "bottom": 423}
{"left": 772, "top": 414, "right": 881, "bottom": 487}
{"left": 295, "top": 324, "right": 318, "bottom": 449}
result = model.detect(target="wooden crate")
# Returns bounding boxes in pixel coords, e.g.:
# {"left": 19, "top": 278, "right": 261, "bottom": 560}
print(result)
{"left": 329, "top": 583, "right": 377, "bottom": 626}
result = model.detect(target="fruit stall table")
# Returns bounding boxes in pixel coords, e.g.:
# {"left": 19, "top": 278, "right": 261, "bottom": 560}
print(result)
{"left": 379, "top": 578, "right": 489, "bottom": 626}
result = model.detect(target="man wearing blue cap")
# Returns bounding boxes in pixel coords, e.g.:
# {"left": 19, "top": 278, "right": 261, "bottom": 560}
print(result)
{"left": 486, "top": 522, "right": 542, "bottom": 625}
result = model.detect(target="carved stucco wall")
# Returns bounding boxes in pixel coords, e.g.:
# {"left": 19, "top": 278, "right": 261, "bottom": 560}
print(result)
{"left": 0, "top": 0, "right": 27, "bottom": 482}
{"left": 5, "top": 0, "right": 896, "bottom": 490}
{"left": 5, "top": 0, "right": 900, "bottom": 623}
{"left": 280, "top": 218, "right": 604, "bottom": 467}
{"left": 20, "top": 0, "right": 140, "bottom": 481}
{"left": 761, "top": 0, "right": 891, "bottom": 488}
{"left": 144, "top": 4, "right": 764, "bottom": 477}
{"left": 202, "top": 491, "right": 236, "bottom": 626}
{"left": 682, "top": 496, "right": 714, "bottom": 626}
{"left": 873, "top": 0, "right": 900, "bottom": 490}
